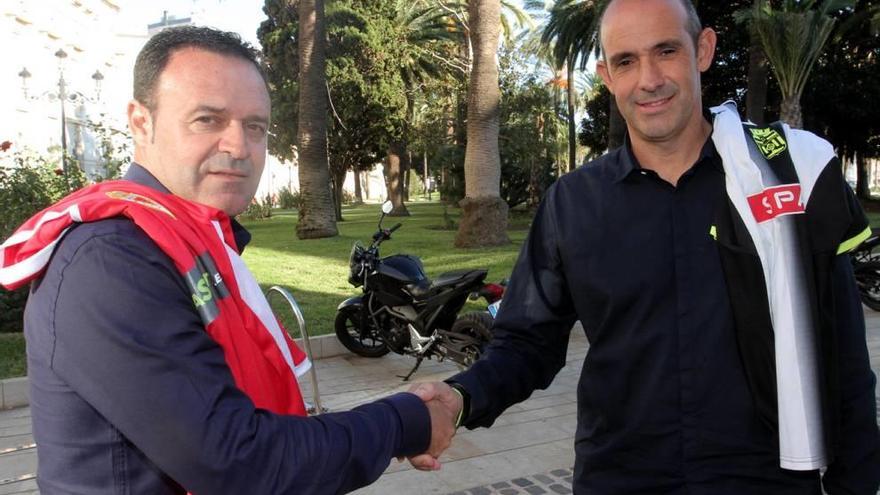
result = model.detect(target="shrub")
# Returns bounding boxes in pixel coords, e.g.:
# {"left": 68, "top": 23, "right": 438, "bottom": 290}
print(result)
{"left": 277, "top": 186, "right": 303, "bottom": 210}
{"left": 0, "top": 145, "right": 87, "bottom": 332}
{"left": 240, "top": 195, "right": 273, "bottom": 221}
{"left": 341, "top": 189, "right": 356, "bottom": 205}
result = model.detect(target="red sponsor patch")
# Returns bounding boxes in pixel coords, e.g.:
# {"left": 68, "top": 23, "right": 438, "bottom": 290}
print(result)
{"left": 747, "top": 184, "right": 805, "bottom": 223}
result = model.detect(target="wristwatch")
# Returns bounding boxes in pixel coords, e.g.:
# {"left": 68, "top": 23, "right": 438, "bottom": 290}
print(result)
{"left": 445, "top": 381, "right": 471, "bottom": 429}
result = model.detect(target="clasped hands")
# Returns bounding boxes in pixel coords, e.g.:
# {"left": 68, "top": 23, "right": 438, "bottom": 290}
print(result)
{"left": 403, "top": 382, "right": 463, "bottom": 471}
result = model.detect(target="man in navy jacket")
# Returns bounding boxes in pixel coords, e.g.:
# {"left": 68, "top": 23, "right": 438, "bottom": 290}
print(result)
{"left": 21, "top": 26, "right": 454, "bottom": 494}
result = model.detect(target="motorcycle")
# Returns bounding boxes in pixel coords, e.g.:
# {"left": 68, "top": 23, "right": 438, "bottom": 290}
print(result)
{"left": 850, "top": 228, "right": 880, "bottom": 311}
{"left": 335, "top": 202, "right": 505, "bottom": 380}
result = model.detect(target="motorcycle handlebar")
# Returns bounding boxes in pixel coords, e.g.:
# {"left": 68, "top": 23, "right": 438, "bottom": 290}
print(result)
{"left": 369, "top": 223, "right": 403, "bottom": 249}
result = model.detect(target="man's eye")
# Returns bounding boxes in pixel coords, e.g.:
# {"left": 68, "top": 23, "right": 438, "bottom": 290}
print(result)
{"left": 195, "top": 116, "right": 219, "bottom": 125}
{"left": 246, "top": 123, "right": 268, "bottom": 136}
{"left": 660, "top": 48, "right": 677, "bottom": 56}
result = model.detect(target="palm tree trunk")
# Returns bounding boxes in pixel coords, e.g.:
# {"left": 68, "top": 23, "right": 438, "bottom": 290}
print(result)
{"left": 746, "top": 18, "right": 768, "bottom": 126}
{"left": 531, "top": 113, "right": 545, "bottom": 207}
{"left": 455, "top": 0, "right": 509, "bottom": 248}
{"left": 780, "top": 96, "right": 803, "bottom": 129}
{"left": 567, "top": 56, "right": 577, "bottom": 172}
{"left": 295, "top": 0, "right": 338, "bottom": 239}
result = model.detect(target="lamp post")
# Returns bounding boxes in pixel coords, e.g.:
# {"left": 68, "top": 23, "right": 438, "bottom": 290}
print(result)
{"left": 18, "top": 48, "right": 103, "bottom": 189}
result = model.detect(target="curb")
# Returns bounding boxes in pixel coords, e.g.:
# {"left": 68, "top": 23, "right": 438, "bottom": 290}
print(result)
{"left": 0, "top": 333, "right": 351, "bottom": 410}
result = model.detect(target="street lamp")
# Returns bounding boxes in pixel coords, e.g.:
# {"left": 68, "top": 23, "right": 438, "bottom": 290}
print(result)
{"left": 18, "top": 48, "right": 103, "bottom": 189}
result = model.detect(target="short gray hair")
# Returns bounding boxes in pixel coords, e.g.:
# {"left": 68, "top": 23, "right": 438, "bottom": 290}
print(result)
{"left": 598, "top": 0, "right": 703, "bottom": 57}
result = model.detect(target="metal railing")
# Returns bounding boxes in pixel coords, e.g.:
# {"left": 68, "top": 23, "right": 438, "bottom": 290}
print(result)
{"left": 265, "top": 286, "right": 324, "bottom": 415}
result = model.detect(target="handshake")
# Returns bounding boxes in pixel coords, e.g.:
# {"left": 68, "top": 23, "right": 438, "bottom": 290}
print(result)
{"left": 404, "top": 382, "right": 464, "bottom": 471}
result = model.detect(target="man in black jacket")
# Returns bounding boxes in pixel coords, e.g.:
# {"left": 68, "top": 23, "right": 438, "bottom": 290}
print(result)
{"left": 412, "top": 1, "right": 880, "bottom": 493}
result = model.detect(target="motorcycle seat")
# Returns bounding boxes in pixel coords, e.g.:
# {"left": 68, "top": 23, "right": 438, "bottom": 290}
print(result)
{"left": 432, "top": 269, "right": 486, "bottom": 288}
{"left": 407, "top": 269, "right": 488, "bottom": 300}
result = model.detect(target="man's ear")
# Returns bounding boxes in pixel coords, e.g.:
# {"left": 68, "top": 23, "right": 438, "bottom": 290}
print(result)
{"left": 596, "top": 60, "right": 615, "bottom": 95}
{"left": 128, "top": 100, "right": 154, "bottom": 146}
{"left": 696, "top": 27, "right": 717, "bottom": 73}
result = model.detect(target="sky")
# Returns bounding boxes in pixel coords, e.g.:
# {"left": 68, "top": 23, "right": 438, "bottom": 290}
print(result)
{"left": 120, "top": 0, "right": 269, "bottom": 46}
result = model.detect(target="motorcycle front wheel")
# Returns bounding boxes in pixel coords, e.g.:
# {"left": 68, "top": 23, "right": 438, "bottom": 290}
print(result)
{"left": 335, "top": 305, "right": 390, "bottom": 357}
{"left": 854, "top": 261, "right": 880, "bottom": 312}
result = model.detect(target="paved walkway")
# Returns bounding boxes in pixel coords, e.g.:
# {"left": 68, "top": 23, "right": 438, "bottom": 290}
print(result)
{"left": 1, "top": 313, "right": 879, "bottom": 494}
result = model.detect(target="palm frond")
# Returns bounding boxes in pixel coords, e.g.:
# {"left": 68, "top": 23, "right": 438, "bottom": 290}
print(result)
{"left": 750, "top": 0, "right": 839, "bottom": 99}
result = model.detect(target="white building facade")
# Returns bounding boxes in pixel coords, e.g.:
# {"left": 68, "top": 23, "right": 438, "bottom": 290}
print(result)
{"left": 1, "top": 1, "right": 385, "bottom": 203}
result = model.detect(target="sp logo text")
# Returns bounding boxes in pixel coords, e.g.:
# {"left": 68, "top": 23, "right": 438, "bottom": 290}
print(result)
{"left": 747, "top": 184, "right": 805, "bottom": 223}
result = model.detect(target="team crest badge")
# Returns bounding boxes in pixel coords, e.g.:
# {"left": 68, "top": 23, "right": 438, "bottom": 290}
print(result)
{"left": 749, "top": 127, "right": 787, "bottom": 160}
{"left": 106, "top": 191, "right": 175, "bottom": 218}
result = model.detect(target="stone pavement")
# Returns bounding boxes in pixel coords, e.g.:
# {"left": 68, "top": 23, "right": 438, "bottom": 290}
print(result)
{"left": 1, "top": 313, "right": 879, "bottom": 494}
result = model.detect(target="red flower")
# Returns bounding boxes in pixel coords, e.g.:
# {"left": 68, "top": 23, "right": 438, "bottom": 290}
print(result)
{"left": 54, "top": 168, "right": 64, "bottom": 176}
{"left": 0, "top": 141, "right": 11, "bottom": 152}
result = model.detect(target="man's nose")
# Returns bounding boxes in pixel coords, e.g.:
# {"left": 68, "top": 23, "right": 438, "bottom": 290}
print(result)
{"left": 638, "top": 59, "right": 664, "bottom": 93}
{"left": 218, "top": 122, "right": 248, "bottom": 159}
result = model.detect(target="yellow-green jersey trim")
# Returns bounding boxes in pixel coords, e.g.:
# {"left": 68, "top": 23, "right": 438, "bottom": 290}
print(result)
{"left": 709, "top": 225, "right": 717, "bottom": 240}
{"left": 837, "top": 226, "right": 872, "bottom": 255}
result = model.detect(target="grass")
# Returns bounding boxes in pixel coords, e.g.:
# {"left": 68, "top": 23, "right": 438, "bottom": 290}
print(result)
{"left": 0, "top": 333, "right": 26, "bottom": 380}
{"left": 243, "top": 200, "right": 527, "bottom": 339}
{"left": 0, "top": 201, "right": 526, "bottom": 380}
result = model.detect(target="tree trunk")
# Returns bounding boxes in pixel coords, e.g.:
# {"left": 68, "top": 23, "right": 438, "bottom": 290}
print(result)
{"left": 403, "top": 151, "right": 411, "bottom": 202}
{"left": 567, "top": 56, "right": 577, "bottom": 172}
{"left": 856, "top": 153, "right": 870, "bottom": 200}
{"left": 608, "top": 98, "right": 625, "bottom": 149}
{"left": 780, "top": 95, "right": 803, "bottom": 129}
{"left": 363, "top": 169, "right": 371, "bottom": 199}
{"left": 295, "top": 0, "right": 338, "bottom": 239}
{"left": 332, "top": 168, "right": 346, "bottom": 221}
{"left": 385, "top": 142, "right": 410, "bottom": 216}
{"left": 530, "top": 113, "right": 545, "bottom": 207}
{"left": 423, "top": 153, "right": 430, "bottom": 200}
{"left": 455, "top": 0, "right": 509, "bottom": 248}
{"left": 353, "top": 169, "right": 363, "bottom": 204}
{"left": 552, "top": 71, "right": 563, "bottom": 176}
{"left": 746, "top": 21, "right": 768, "bottom": 126}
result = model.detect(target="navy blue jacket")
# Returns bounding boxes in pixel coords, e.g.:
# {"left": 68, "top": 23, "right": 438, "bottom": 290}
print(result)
{"left": 24, "top": 164, "right": 430, "bottom": 494}
{"left": 451, "top": 138, "right": 879, "bottom": 494}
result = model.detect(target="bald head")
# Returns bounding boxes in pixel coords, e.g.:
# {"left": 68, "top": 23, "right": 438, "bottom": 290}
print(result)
{"left": 599, "top": 0, "right": 702, "bottom": 57}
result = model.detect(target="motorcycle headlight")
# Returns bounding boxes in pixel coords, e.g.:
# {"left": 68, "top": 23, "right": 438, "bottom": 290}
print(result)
{"left": 349, "top": 242, "right": 365, "bottom": 286}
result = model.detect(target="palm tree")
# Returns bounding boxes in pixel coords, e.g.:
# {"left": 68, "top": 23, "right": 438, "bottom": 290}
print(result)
{"left": 535, "top": 0, "right": 626, "bottom": 154}
{"left": 738, "top": 0, "right": 855, "bottom": 128}
{"left": 295, "top": 0, "right": 338, "bottom": 239}
{"left": 455, "top": 0, "right": 510, "bottom": 248}
{"left": 385, "top": 0, "right": 464, "bottom": 216}
{"left": 539, "top": 0, "right": 602, "bottom": 171}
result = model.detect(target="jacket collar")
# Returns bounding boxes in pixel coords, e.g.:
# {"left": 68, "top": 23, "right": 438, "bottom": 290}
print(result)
{"left": 123, "top": 163, "right": 252, "bottom": 250}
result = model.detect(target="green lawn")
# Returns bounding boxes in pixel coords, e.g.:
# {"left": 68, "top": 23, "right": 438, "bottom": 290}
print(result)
{"left": 243, "top": 201, "right": 527, "bottom": 339}
{"left": 0, "top": 333, "right": 26, "bottom": 380}
{"left": 0, "top": 201, "right": 527, "bottom": 379}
